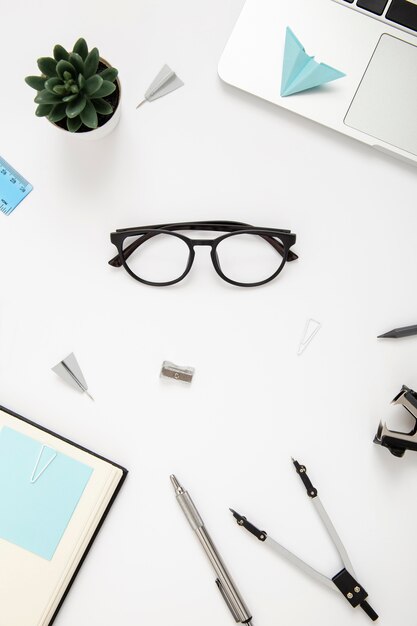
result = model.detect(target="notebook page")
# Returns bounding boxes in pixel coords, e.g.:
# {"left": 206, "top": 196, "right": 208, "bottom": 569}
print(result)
{"left": 0, "top": 409, "right": 122, "bottom": 626}
{"left": 41, "top": 470, "right": 123, "bottom": 625}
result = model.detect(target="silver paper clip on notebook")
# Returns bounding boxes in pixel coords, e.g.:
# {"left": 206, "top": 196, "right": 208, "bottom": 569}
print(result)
{"left": 52, "top": 353, "right": 94, "bottom": 400}
{"left": 30, "top": 445, "right": 57, "bottom": 484}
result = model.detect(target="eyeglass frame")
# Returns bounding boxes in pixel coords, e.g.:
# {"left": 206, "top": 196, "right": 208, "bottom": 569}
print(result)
{"left": 109, "top": 220, "right": 298, "bottom": 287}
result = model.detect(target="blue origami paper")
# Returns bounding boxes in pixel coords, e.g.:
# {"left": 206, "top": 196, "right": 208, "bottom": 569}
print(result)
{"left": 281, "top": 27, "right": 345, "bottom": 97}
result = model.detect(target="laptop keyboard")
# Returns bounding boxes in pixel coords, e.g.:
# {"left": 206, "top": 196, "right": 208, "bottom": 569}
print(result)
{"left": 340, "top": 0, "right": 417, "bottom": 32}
{"left": 356, "top": 0, "right": 389, "bottom": 15}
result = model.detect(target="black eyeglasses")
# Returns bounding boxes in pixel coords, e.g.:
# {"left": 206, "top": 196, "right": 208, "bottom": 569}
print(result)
{"left": 109, "top": 220, "right": 298, "bottom": 287}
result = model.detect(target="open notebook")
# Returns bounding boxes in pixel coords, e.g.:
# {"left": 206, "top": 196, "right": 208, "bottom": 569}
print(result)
{"left": 0, "top": 405, "right": 127, "bottom": 626}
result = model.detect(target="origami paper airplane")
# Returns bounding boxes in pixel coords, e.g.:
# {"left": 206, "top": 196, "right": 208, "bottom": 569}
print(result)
{"left": 136, "top": 64, "right": 184, "bottom": 108}
{"left": 52, "top": 352, "right": 94, "bottom": 401}
{"left": 281, "top": 27, "right": 345, "bottom": 97}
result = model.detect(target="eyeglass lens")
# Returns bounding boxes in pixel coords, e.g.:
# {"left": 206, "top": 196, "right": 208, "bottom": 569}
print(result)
{"left": 215, "top": 233, "right": 285, "bottom": 284}
{"left": 122, "top": 233, "right": 190, "bottom": 283}
{"left": 121, "top": 231, "right": 286, "bottom": 285}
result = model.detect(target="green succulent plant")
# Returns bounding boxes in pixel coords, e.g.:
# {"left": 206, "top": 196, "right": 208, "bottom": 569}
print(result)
{"left": 25, "top": 38, "right": 119, "bottom": 132}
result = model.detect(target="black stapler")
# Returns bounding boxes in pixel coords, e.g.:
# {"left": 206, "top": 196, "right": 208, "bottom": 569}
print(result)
{"left": 374, "top": 385, "right": 417, "bottom": 457}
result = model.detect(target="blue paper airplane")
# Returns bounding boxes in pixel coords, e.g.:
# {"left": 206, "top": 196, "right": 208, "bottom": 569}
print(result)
{"left": 281, "top": 27, "right": 345, "bottom": 97}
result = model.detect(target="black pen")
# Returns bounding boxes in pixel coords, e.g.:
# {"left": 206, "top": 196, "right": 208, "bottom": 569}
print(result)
{"left": 378, "top": 324, "right": 417, "bottom": 339}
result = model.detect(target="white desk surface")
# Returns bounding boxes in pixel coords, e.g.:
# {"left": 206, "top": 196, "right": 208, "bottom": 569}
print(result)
{"left": 1, "top": 1, "right": 417, "bottom": 625}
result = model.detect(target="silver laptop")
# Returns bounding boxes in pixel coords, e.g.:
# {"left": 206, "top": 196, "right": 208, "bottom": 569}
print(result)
{"left": 219, "top": 0, "right": 417, "bottom": 165}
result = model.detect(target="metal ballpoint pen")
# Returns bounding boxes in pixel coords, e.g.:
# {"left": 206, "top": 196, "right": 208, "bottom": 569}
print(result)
{"left": 170, "top": 475, "right": 253, "bottom": 626}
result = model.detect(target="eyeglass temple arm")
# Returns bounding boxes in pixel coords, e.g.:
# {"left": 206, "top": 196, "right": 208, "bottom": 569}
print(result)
{"left": 115, "top": 220, "right": 256, "bottom": 233}
{"left": 108, "top": 221, "right": 298, "bottom": 267}
{"left": 259, "top": 235, "right": 298, "bottom": 262}
{"left": 109, "top": 231, "right": 159, "bottom": 267}
{"left": 109, "top": 222, "right": 248, "bottom": 267}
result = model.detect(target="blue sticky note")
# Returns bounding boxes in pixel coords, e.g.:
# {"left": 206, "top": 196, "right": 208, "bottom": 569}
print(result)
{"left": 281, "top": 27, "right": 345, "bottom": 97}
{"left": 0, "top": 427, "right": 93, "bottom": 560}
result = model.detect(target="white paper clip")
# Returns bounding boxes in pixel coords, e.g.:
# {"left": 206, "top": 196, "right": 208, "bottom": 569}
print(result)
{"left": 160, "top": 361, "right": 195, "bottom": 383}
{"left": 31, "top": 445, "right": 57, "bottom": 484}
{"left": 297, "top": 319, "right": 321, "bottom": 355}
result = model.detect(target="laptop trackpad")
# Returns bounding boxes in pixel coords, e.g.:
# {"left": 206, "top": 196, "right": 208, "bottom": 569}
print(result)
{"left": 344, "top": 34, "right": 417, "bottom": 156}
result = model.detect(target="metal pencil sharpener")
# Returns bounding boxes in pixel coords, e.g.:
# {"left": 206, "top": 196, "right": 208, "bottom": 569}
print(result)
{"left": 160, "top": 361, "right": 195, "bottom": 384}
{"left": 374, "top": 385, "right": 417, "bottom": 457}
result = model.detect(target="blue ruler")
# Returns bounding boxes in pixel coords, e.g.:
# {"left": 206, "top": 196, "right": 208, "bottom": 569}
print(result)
{"left": 0, "top": 156, "right": 33, "bottom": 216}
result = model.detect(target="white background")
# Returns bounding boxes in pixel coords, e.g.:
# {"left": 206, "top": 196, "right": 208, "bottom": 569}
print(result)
{"left": 1, "top": 1, "right": 417, "bottom": 625}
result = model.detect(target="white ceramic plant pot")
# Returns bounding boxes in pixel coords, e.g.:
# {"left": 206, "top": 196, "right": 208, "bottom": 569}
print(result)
{"left": 51, "top": 58, "right": 121, "bottom": 141}
{"left": 70, "top": 89, "right": 121, "bottom": 141}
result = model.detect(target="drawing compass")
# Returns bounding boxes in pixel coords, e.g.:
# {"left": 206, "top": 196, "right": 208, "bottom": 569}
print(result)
{"left": 231, "top": 459, "right": 378, "bottom": 621}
